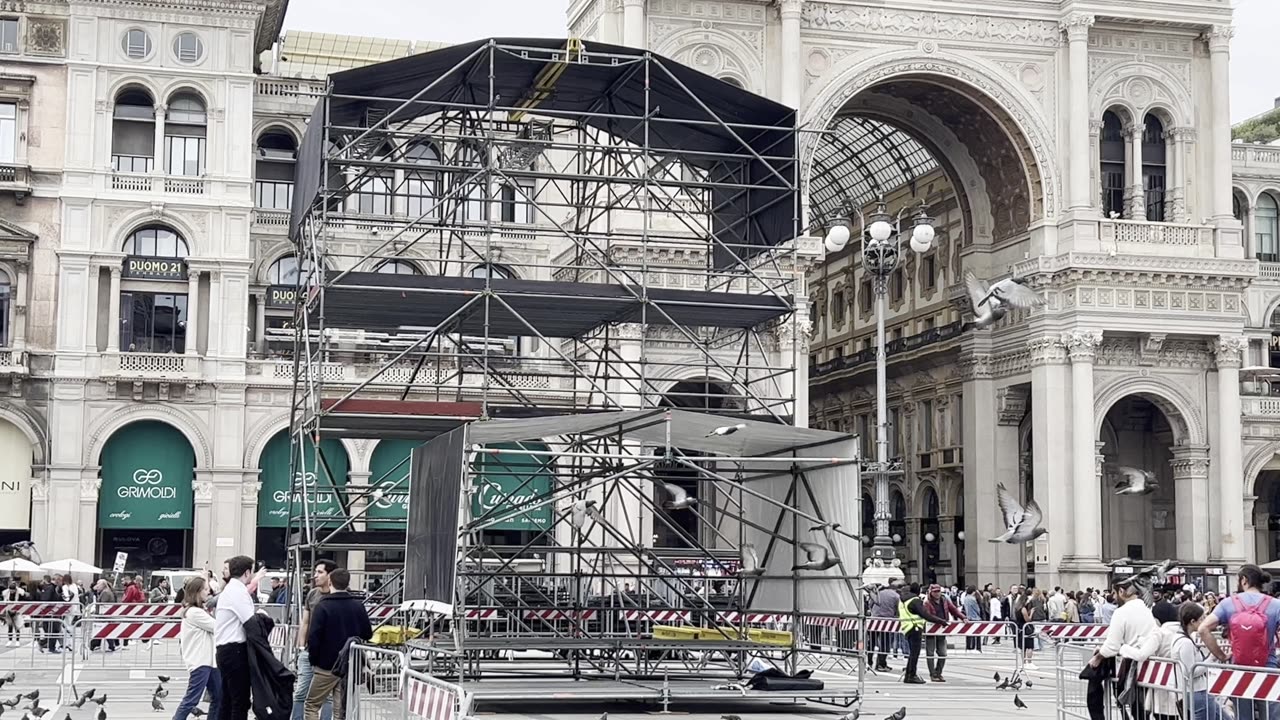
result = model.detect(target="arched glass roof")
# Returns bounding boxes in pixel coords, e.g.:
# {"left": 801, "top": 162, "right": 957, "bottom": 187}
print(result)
{"left": 808, "top": 116, "right": 939, "bottom": 231}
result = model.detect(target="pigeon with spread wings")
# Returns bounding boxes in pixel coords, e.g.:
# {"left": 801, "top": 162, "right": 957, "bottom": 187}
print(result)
{"left": 989, "top": 483, "right": 1047, "bottom": 544}
{"left": 1112, "top": 465, "right": 1158, "bottom": 496}
{"left": 964, "top": 272, "right": 1045, "bottom": 330}
{"left": 792, "top": 541, "right": 840, "bottom": 571}
{"left": 739, "top": 542, "right": 765, "bottom": 577}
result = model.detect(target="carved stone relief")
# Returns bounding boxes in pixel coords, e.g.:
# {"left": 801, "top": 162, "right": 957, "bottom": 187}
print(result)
{"left": 799, "top": 4, "right": 1061, "bottom": 48}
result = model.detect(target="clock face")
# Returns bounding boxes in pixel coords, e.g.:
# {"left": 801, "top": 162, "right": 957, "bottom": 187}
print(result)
{"left": 147, "top": 538, "right": 169, "bottom": 557}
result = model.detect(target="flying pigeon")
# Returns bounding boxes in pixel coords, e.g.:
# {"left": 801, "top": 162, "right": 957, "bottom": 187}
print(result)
{"left": 810, "top": 522, "right": 841, "bottom": 533}
{"left": 792, "top": 541, "right": 840, "bottom": 571}
{"left": 738, "top": 542, "right": 764, "bottom": 577}
{"left": 1108, "top": 557, "right": 1132, "bottom": 567}
{"left": 156, "top": 676, "right": 170, "bottom": 684}
{"left": 659, "top": 482, "right": 697, "bottom": 511}
{"left": 706, "top": 423, "right": 746, "bottom": 438}
{"left": 569, "top": 498, "right": 600, "bottom": 532}
{"left": 1127, "top": 559, "right": 1178, "bottom": 606}
{"left": 1112, "top": 466, "right": 1158, "bottom": 496}
{"left": 884, "top": 707, "right": 907, "bottom": 720}
{"left": 150, "top": 697, "right": 164, "bottom": 713}
{"left": 963, "top": 272, "right": 1045, "bottom": 330}
{"left": 0, "top": 541, "right": 40, "bottom": 564}
{"left": 989, "top": 483, "right": 1047, "bottom": 544}
{"left": 1014, "top": 694, "right": 1028, "bottom": 710}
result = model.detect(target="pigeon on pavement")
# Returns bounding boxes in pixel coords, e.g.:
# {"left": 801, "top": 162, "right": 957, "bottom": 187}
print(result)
{"left": 95, "top": 708, "right": 105, "bottom": 720}
{"left": 990, "top": 483, "right": 1047, "bottom": 544}
{"left": 1015, "top": 694, "right": 1028, "bottom": 709}
{"left": 150, "top": 697, "right": 164, "bottom": 713}
{"left": 156, "top": 676, "right": 170, "bottom": 684}
{"left": 90, "top": 695, "right": 107, "bottom": 706}
{"left": 884, "top": 707, "right": 907, "bottom": 720}
{"left": 30, "top": 708, "right": 47, "bottom": 719}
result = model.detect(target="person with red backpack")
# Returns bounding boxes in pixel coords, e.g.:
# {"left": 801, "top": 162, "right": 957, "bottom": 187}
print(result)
{"left": 1199, "top": 564, "right": 1280, "bottom": 720}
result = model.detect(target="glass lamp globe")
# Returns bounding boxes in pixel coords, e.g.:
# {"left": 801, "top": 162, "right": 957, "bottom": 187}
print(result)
{"left": 956, "top": 531, "right": 966, "bottom": 542}
{"left": 824, "top": 225, "right": 851, "bottom": 253}
{"left": 891, "top": 533, "right": 902, "bottom": 544}
{"left": 868, "top": 219, "right": 893, "bottom": 242}
{"left": 909, "top": 223, "right": 935, "bottom": 253}
{"left": 924, "top": 532, "right": 936, "bottom": 543}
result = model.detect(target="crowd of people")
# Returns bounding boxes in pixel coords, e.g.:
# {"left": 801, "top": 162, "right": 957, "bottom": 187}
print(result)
{"left": 1, "top": 557, "right": 374, "bottom": 720}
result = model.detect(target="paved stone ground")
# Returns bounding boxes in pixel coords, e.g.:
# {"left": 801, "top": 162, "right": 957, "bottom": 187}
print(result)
{"left": 0, "top": 635, "right": 1064, "bottom": 720}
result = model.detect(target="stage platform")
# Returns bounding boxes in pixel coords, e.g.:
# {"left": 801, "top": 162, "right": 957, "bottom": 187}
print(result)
{"left": 449, "top": 675, "right": 860, "bottom": 710}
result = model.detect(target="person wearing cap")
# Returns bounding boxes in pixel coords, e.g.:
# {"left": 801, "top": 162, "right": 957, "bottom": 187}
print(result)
{"left": 898, "top": 582, "right": 948, "bottom": 685}
{"left": 922, "top": 583, "right": 964, "bottom": 682}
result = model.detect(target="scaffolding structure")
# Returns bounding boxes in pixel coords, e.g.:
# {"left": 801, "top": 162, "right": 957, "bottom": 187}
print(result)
{"left": 281, "top": 38, "right": 856, "bottom": 701}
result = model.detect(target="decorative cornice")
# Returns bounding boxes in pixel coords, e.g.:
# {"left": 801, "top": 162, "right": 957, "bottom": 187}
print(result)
{"left": 958, "top": 352, "right": 992, "bottom": 380}
{"left": 1204, "top": 25, "right": 1234, "bottom": 51}
{"left": 1064, "top": 331, "right": 1104, "bottom": 362}
{"left": 241, "top": 480, "right": 262, "bottom": 503}
{"left": 80, "top": 477, "right": 101, "bottom": 501}
{"left": 800, "top": 4, "right": 1062, "bottom": 47}
{"left": 1059, "top": 13, "right": 1094, "bottom": 41}
{"left": 1170, "top": 446, "right": 1211, "bottom": 479}
{"left": 996, "top": 386, "right": 1028, "bottom": 426}
{"left": 1027, "top": 336, "right": 1068, "bottom": 367}
{"left": 1214, "top": 335, "right": 1247, "bottom": 369}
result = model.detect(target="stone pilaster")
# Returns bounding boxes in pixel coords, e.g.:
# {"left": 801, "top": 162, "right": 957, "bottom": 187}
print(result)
{"left": 1170, "top": 446, "right": 1211, "bottom": 562}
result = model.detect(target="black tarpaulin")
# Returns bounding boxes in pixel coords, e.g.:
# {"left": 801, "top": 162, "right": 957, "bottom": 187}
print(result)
{"left": 290, "top": 38, "right": 797, "bottom": 269}
{"left": 405, "top": 427, "right": 467, "bottom": 605}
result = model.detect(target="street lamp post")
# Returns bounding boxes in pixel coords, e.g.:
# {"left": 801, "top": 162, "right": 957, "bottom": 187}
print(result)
{"left": 826, "top": 200, "right": 935, "bottom": 586}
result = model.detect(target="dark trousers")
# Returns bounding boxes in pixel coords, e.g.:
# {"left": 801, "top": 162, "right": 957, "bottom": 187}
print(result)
{"left": 904, "top": 628, "right": 923, "bottom": 679}
{"left": 872, "top": 630, "right": 894, "bottom": 669}
{"left": 176, "top": 666, "right": 223, "bottom": 720}
{"left": 216, "top": 642, "right": 251, "bottom": 720}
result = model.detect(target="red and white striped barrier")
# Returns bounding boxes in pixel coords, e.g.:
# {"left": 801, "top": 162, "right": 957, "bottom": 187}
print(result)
{"left": 404, "top": 673, "right": 463, "bottom": 720}
{"left": 1208, "top": 668, "right": 1280, "bottom": 701}
{"left": 926, "top": 621, "right": 1007, "bottom": 636}
{"left": 1038, "top": 623, "right": 1109, "bottom": 641}
{"left": 720, "top": 612, "right": 788, "bottom": 625}
{"left": 368, "top": 606, "right": 396, "bottom": 620}
{"left": 804, "top": 616, "right": 858, "bottom": 630}
{"left": 864, "top": 618, "right": 901, "bottom": 634}
{"left": 1137, "top": 659, "right": 1181, "bottom": 689}
{"left": 622, "top": 610, "right": 690, "bottom": 623}
{"left": 464, "top": 609, "right": 499, "bottom": 621}
{"left": 91, "top": 621, "right": 182, "bottom": 641}
{"left": 0, "top": 602, "right": 73, "bottom": 618}
{"left": 93, "top": 603, "right": 185, "bottom": 618}
{"left": 522, "top": 610, "right": 597, "bottom": 621}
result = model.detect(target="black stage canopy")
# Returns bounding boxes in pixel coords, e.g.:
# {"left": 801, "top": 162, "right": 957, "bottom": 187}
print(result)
{"left": 314, "top": 271, "right": 792, "bottom": 335}
{"left": 291, "top": 37, "right": 797, "bottom": 269}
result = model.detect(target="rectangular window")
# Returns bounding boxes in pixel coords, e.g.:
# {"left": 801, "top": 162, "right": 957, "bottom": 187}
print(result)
{"left": 165, "top": 136, "right": 205, "bottom": 176}
{"left": 0, "top": 102, "right": 13, "bottom": 163}
{"left": 405, "top": 171, "right": 437, "bottom": 221}
{"left": 0, "top": 280, "right": 9, "bottom": 346}
{"left": 1144, "top": 170, "right": 1166, "bottom": 222}
{"left": 0, "top": 19, "right": 16, "bottom": 54}
{"left": 860, "top": 279, "right": 873, "bottom": 312}
{"left": 120, "top": 292, "right": 188, "bottom": 354}
{"left": 888, "top": 407, "right": 900, "bottom": 458}
{"left": 255, "top": 180, "right": 293, "bottom": 210}
{"left": 919, "top": 399, "right": 934, "bottom": 451}
{"left": 498, "top": 181, "right": 535, "bottom": 224}
{"left": 1102, "top": 166, "right": 1125, "bottom": 218}
{"left": 890, "top": 270, "right": 903, "bottom": 301}
{"left": 831, "top": 289, "right": 845, "bottom": 324}
{"left": 922, "top": 255, "right": 936, "bottom": 290}
{"left": 857, "top": 414, "right": 872, "bottom": 457}
{"left": 922, "top": 316, "right": 935, "bottom": 332}
{"left": 356, "top": 174, "right": 392, "bottom": 215}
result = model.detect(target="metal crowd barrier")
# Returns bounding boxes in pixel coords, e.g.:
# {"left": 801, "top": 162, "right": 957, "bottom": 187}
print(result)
{"left": 403, "top": 668, "right": 472, "bottom": 720}
{"left": 1055, "top": 641, "right": 1107, "bottom": 720}
{"left": 0, "top": 601, "right": 77, "bottom": 680}
{"left": 1200, "top": 661, "right": 1280, "bottom": 720}
{"left": 345, "top": 643, "right": 408, "bottom": 720}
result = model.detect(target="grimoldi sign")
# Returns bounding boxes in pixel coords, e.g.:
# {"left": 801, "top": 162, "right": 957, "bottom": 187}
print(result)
{"left": 123, "top": 256, "right": 188, "bottom": 281}
{"left": 266, "top": 285, "right": 299, "bottom": 309}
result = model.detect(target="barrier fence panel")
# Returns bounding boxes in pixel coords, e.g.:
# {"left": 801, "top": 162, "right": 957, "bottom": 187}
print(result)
{"left": 1201, "top": 662, "right": 1280, "bottom": 720}
{"left": 0, "top": 602, "right": 77, "bottom": 674}
{"left": 346, "top": 643, "right": 407, "bottom": 720}
{"left": 403, "top": 669, "right": 472, "bottom": 720}
{"left": 1055, "top": 641, "right": 1108, "bottom": 720}
{"left": 1039, "top": 623, "right": 1110, "bottom": 643}
{"left": 64, "top": 617, "right": 187, "bottom": 698}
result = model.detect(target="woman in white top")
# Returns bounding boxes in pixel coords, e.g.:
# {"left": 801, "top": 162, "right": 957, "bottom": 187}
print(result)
{"left": 174, "top": 576, "right": 221, "bottom": 720}
{"left": 1, "top": 581, "right": 26, "bottom": 646}
{"left": 1141, "top": 601, "right": 1183, "bottom": 720}
{"left": 1173, "top": 603, "right": 1222, "bottom": 720}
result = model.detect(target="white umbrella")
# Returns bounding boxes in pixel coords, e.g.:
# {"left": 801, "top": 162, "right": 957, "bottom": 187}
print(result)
{"left": 39, "top": 559, "right": 102, "bottom": 575}
{"left": 0, "top": 558, "right": 42, "bottom": 574}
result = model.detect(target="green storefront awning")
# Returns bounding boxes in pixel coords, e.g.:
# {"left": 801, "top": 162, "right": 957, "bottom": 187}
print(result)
{"left": 99, "top": 421, "right": 195, "bottom": 530}
{"left": 471, "top": 442, "right": 553, "bottom": 531}
{"left": 367, "top": 439, "right": 418, "bottom": 529}
{"left": 257, "top": 432, "right": 349, "bottom": 528}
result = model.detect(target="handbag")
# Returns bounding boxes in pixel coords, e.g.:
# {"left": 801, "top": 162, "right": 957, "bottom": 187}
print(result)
{"left": 1079, "top": 659, "right": 1105, "bottom": 681}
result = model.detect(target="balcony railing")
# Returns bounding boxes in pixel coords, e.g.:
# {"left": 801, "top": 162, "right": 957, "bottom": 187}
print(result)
{"left": 1098, "top": 218, "right": 1212, "bottom": 250}
{"left": 0, "top": 349, "right": 27, "bottom": 374}
{"left": 812, "top": 320, "right": 966, "bottom": 378}
{"left": 0, "top": 163, "right": 30, "bottom": 200}
{"left": 252, "top": 209, "right": 291, "bottom": 229}
{"left": 109, "top": 171, "right": 207, "bottom": 195}
{"left": 1243, "top": 396, "right": 1280, "bottom": 418}
{"left": 1232, "top": 144, "right": 1280, "bottom": 169}
{"left": 246, "top": 358, "right": 566, "bottom": 392}
{"left": 102, "top": 352, "right": 199, "bottom": 379}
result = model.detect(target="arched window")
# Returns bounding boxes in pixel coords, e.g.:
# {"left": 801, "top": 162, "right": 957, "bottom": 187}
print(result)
{"left": 266, "top": 255, "right": 304, "bottom": 286}
{"left": 1142, "top": 114, "right": 1167, "bottom": 222}
{"left": 256, "top": 129, "right": 296, "bottom": 210}
{"left": 720, "top": 76, "right": 744, "bottom": 89}
{"left": 1234, "top": 193, "right": 1245, "bottom": 223}
{"left": 1100, "top": 111, "right": 1126, "bottom": 219}
{"left": 374, "top": 260, "right": 421, "bottom": 275}
{"left": 122, "top": 225, "right": 189, "bottom": 258}
{"left": 112, "top": 88, "right": 156, "bottom": 174}
{"left": 166, "top": 93, "right": 206, "bottom": 176}
{"left": 468, "top": 263, "right": 511, "bottom": 282}
{"left": 1258, "top": 193, "right": 1279, "bottom": 262}
{"left": 923, "top": 488, "right": 940, "bottom": 519}
{"left": 404, "top": 142, "right": 439, "bottom": 221}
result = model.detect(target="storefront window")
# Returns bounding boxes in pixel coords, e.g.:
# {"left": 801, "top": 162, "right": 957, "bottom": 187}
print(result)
{"left": 121, "top": 292, "right": 187, "bottom": 353}
{"left": 97, "top": 420, "right": 195, "bottom": 571}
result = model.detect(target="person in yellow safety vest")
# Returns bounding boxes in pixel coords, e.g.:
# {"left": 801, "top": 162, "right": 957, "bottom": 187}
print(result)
{"left": 897, "top": 581, "right": 948, "bottom": 685}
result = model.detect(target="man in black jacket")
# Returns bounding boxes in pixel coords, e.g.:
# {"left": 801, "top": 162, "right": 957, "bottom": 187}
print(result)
{"left": 304, "top": 569, "right": 372, "bottom": 720}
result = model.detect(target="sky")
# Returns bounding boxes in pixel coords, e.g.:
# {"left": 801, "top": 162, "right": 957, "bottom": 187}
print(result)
{"left": 280, "top": 0, "right": 1278, "bottom": 123}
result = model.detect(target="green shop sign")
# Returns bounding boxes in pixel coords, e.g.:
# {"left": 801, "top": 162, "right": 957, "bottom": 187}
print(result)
{"left": 99, "top": 421, "right": 195, "bottom": 529}
{"left": 257, "top": 432, "right": 349, "bottom": 528}
{"left": 366, "top": 439, "right": 417, "bottom": 529}
{"left": 471, "top": 442, "right": 553, "bottom": 531}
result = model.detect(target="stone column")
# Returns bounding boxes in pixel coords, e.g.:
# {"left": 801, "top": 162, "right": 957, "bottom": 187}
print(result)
{"left": 1089, "top": 120, "right": 1104, "bottom": 210}
{"left": 622, "top": 0, "right": 645, "bottom": 49}
{"left": 152, "top": 104, "right": 167, "bottom": 175}
{"left": 1066, "top": 331, "right": 1103, "bottom": 567}
{"left": 29, "top": 474, "right": 47, "bottom": 553}
{"left": 106, "top": 266, "right": 122, "bottom": 352}
{"left": 779, "top": 0, "right": 803, "bottom": 108}
{"left": 1125, "top": 124, "right": 1145, "bottom": 220}
{"left": 185, "top": 269, "right": 200, "bottom": 356}
{"left": 1215, "top": 335, "right": 1247, "bottom": 566}
{"left": 347, "top": 470, "right": 370, "bottom": 587}
{"left": 11, "top": 259, "right": 27, "bottom": 351}
{"left": 1206, "top": 26, "right": 1235, "bottom": 221}
{"left": 240, "top": 479, "right": 261, "bottom": 561}
{"left": 79, "top": 473, "right": 101, "bottom": 563}
{"left": 1170, "top": 446, "right": 1211, "bottom": 562}
{"left": 778, "top": 310, "right": 811, "bottom": 428}
{"left": 1167, "top": 129, "right": 1188, "bottom": 223}
{"left": 1061, "top": 13, "right": 1095, "bottom": 211}
{"left": 962, "top": 348, "right": 1024, "bottom": 588}
{"left": 1246, "top": 202, "right": 1257, "bottom": 258}
{"left": 1029, "top": 336, "right": 1071, "bottom": 588}
{"left": 254, "top": 293, "right": 266, "bottom": 354}
{"left": 192, "top": 477, "right": 214, "bottom": 568}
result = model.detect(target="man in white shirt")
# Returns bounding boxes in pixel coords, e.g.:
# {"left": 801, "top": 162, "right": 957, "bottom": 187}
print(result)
{"left": 1047, "top": 587, "right": 1067, "bottom": 621}
{"left": 215, "top": 556, "right": 266, "bottom": 720}
{"left": 1086, "top": 581, "right": 1156, "bottom": 720}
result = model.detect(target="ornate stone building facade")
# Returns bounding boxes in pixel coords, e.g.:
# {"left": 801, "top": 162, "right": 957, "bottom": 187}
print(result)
{"left": 562, "top": 0, "right": 1278, "bottom": 589}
